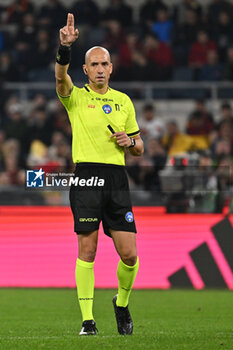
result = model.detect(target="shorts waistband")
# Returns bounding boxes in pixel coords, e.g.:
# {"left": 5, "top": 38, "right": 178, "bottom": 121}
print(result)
{"left": 75, "top": 162, "right": 125, "bottom": 169}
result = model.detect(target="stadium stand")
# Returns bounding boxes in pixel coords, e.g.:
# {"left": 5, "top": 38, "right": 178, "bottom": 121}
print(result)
{"left": 0, "top": 0, "right": 233, "bottom": 211}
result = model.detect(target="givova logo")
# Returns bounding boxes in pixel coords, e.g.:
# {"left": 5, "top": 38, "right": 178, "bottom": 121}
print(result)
{"left": 79, "top": 218, "right": 98, "bottom": 222}
{"left": 26, "top": 168, "right": 44, "bottom": 187}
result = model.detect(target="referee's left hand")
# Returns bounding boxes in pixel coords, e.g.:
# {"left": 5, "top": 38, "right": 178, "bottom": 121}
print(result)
{"left": 110, "top": 132, "right": 131, "bottom": 147}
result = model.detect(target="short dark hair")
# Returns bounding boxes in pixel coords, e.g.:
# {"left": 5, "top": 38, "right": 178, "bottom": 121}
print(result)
{"left": 195, "top": 98, "right": 205, "bottom": 105}
{"left": 221, "top": 102, "right": 231, "bottom": 110}
{"left": 145, "top": 31, "right": 159, "bottom": 41}
{"left": 191, "top": 111, "right": 202, "bottom": 119}
{"left": 143, "top": 104, "right": 155, "bottom": 112}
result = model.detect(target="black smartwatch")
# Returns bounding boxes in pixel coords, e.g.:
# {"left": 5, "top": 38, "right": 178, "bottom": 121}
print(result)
{"left": 128, "top": 138, "right": 136, "bottom": 148}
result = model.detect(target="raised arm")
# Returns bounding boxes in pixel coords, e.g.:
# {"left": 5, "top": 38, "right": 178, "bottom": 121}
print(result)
{"left": 55, "top": 13, "right": 79, "bottom": 96}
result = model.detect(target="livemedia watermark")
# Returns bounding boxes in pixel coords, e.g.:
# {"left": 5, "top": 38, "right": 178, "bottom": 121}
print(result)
{"left": 26, "top": 168, "right": 105, "bottom": 189}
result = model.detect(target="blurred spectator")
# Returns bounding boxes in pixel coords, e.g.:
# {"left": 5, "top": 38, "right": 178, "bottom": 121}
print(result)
{"left": 1, "top": 0, "right": 233, "bottom": 83}
{"left": 199, "top": 50, "right": 223, "bottom": 81}
{"left": 187, "top": 104, "right": 214, "bottom": 136}
{"left": 189, "top": 99, "right": 215, "bottom": 126}
{"left": 126, "top": 138, "right": 166, "bottom": 191}
{"left": 12, "top": 40, "right": 31, "bottom": 79}
{"left": 163, "top": 121, "right": 194, "bottom": 156}
{"left": 151, "top": 8, "right": 173, "bottom": 44}
{"left": 27, "top": 139, "right": 49, "bottom": 167}
{"left": 30, "top": 29, "right": 54, "bottom": 69}
{"left": 53, "top": 109, "right": 72, "bottom": 141}
{"left": 163, "top": 120, "right": 209, "bottom": 156}
{"left": 0, "top": 52, "right": 19, "bottom": 81}
{"left": 102, "top": 20, "right": 125, "bottom": 53}
{"left": 192, "top": 152, "right": 217, "bottom": 192}
{"left": 144, "top": 33, "right": 174, "bottom": 80}
{"left": 216, "top": 156, "right": 233, "bottom": 193}
{"left": 47, "top": 131, "right": 73, "bottom": 171}
{"left": 175, "top": 0, "right": 202, "bottom": 24}
{"left": 109, "top": 53, "right": 122, "bottom": 81}
{"left": 102, "top": 0, "right": 133, "bottom": 27}
{"left": 131, "top": 50, "right": 152, "bottom": 81}
{"left": 16, "top": 12, "right": 36, "bottom": 46}
{"left": 0, "top": 130, "right": 5, "bottom": 171}
{"left": 38, "top": 0, "right": 66, "bottom": 30}
{"left": 119, "top": 31, "right": 142, "bottom": 68}
{"left": 172, "top": 7, "right": 204, "bottom": 66}
{"left": 139, "top": 0, "right": 167, "bottom": 29}
{"left": 139, "top": 104, "right": 165, "bottom": 140}
{"left": 186, "top": 110, "right": 211, "bottom": 149}
{"left": 5, "top": 0, "right": 34, "bottom": 24}
{"left": 223, "top": 46, "right": 233, "bottom": 80}
{"left": 117, "top": 31, "right": 144, "bottom": 80}
{"left": 208, "top": 0, "right": 233, "bottom": 25}
{"left": 173, "top": 8, "right": 202, "bottom": 50}
{"left": 189, "top": 30, "right": 217, "bottom": 69}
{"left": 28, "top": 106, "right": 53, "bottom": 146}
{"left": 30, "top": 93, "right": 47, "bottom": 112}
{"left": 212, "top": 11, "right": 233, "bottom": 62}
{"left": 48, "top": 131, "right": 66, "bottom": 159}
{"left": 0, "top": 138, "right": 25, "bottom": 185}
{"left": 13, "top": 12, "right": 36, "bottom": 77}
{"left": 186, "top": 99, "right": 215, "bottom": 149}
{"left": 143, "top": 138, "right": 166, "bottom": 190}
{"left": 216, "top": 102, "right": 233, "bottom": 130}
{"left": 211, "top": 120, "right": 233, "bottom": 162}
{"left": 72, "top": 0, "right": 100, "bottom": 26}
{"left": 3, "top": 98, "right": 29, "bottom": 155}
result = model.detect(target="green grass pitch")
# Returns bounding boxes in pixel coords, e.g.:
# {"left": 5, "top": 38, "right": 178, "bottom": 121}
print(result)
{"left": 0, "top": 289, "right": 232, "bottom": 350}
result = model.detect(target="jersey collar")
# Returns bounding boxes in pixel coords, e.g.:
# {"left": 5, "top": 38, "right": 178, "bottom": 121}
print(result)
{"left": 84, "top": 84, "right": 111, "bottom": 96}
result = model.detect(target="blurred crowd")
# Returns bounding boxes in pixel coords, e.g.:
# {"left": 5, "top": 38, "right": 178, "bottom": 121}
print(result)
{"left": 1, "top": 0, "right": 233, "bottom": 82}
{"left": 0, "top": 92, "right": 233, "bottom": 202}
{"left": 127, "top": 99, "right": 233, "bottom": 196}
{"left": 1, "top": 0, "right": 233, "bottom": 210}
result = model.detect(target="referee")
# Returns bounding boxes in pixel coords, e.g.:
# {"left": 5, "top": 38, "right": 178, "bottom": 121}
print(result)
{"left": 55, "top": 13, "right": 144, "bottom": 336}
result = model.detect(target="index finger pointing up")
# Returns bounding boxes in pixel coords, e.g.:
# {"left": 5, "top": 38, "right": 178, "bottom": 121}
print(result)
{"left": 67, "top": 13, "right": 74, "bottom": 27}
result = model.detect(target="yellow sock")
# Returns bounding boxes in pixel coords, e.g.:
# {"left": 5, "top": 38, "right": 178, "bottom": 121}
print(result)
{"left": 116, "top": 257, "right": 139, "bottom": 307}
{"left": 75, "top": 258, "right": 95, "bottom": 321}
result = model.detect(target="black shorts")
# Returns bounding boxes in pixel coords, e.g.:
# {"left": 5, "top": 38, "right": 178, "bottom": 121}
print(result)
{"left": 69, "top": 163, "right": 137, "bottom": 237}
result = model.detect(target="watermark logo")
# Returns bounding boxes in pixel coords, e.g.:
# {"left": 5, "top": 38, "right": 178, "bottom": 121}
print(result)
{"left": 125, "top": 211, "right": 134, "bottom": 223}
{"left": 26, "top": 168, "right": 44, "bottom": 187}
{"left": 25, "top": 170, "right": 105, "bottom": 189}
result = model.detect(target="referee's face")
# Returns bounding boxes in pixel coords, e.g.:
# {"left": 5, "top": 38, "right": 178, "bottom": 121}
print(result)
{"left": 83, "top": 48, "right": 113, "bottom": 88}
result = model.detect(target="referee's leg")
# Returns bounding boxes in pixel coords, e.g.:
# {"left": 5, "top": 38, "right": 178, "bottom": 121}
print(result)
{"left": 75, "top": 230, "right": 98, "bottom": 327}
{"left": 110, "top": 230, "right": 139, "bottom": 308}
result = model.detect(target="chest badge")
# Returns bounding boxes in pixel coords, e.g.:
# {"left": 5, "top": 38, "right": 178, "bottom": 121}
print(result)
{"left": 102, "top": 104, "right": 112, "bottom": 114}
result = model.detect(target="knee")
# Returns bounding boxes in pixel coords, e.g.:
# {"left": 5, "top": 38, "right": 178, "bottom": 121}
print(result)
{"left": 120, "top": 252, "right": 137, "bottom": 266}
{"left": 79, "top": 250, "right": 96, "bottom": 262}
{"left": 78, "top": 243, "right": 97, "bottom": 262}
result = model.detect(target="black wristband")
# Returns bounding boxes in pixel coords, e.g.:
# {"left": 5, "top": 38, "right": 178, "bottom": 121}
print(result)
{"left": 56, "top": 44, "right": 71, "bottom": 65}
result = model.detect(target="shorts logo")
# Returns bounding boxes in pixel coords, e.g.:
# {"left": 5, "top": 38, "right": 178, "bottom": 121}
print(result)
{"left": 26, "top": 168, "right": 44, "bottom": 187}
{"left": 125, "top": 211, "right": 134, "bottom": 223}
{"left": 79, "top": 218, "right": 98, "bottom": 222}
{"left": 102, "top": 104, "right": 112, "bottom": 114}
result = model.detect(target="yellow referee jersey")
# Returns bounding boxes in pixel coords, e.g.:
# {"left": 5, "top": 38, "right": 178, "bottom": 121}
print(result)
{"left": 57, "top": 84, "right": 140, "bottom": 166}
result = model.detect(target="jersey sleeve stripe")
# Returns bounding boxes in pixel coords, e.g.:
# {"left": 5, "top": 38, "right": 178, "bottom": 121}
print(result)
{"left": 127, "top": 130, "right": 140, "bottom": 137}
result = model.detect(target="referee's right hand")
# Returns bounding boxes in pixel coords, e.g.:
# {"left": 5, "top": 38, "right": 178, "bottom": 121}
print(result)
{"left": 59, "top": 13, "right": 79, "bottom": 47}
